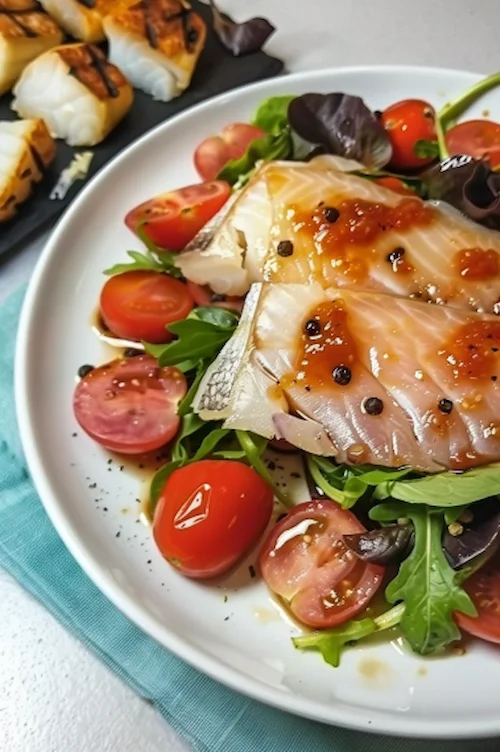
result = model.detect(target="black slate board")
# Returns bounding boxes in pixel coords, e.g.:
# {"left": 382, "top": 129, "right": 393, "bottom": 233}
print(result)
{"left": 0, "top": 1, "right": 283, "bottom": 261}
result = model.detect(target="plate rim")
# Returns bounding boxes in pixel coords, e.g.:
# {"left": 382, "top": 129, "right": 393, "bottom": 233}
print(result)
{"left": 15, "top": 64, "right": 497, "bottom": 740}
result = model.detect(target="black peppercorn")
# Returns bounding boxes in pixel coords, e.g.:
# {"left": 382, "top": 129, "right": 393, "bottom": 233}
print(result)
{"left": 387, "top": 247, "right": 405, "bottom": 264}
{"left": 333, "top": 365, "right": 352, "bottom": 385}
{"left": 78, "top": 364, "right": 94, "bottom": 378}
{"left": 323, "top": 206, "right": 340, "bottom": 223}
{"left": 304, "top": 319, "right": 321, "bottom": 336}
{"left": 277, "top": 240, "right": 294, "bottom": 257}
{"left": 363, "top": 397, "right": 384, "bottom": 415}
{"left": 438, "top": 398, "right": 453, "bottom": 414}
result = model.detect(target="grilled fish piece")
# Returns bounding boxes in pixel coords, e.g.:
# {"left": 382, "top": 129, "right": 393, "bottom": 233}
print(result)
{"left": 103, "top": 0, "right": 206, "bottom": 102}
{"left": 39, "top": 0, "right": 121, "bottom": 43}
{"left": 0, "top": 117, "right": 55, "bottom": 221}
{"left": 0, "top": 0, "right": 63, "bottom": 94}
{"left": 11, "top": 42, "right": 134, "bottom": 146}
{"left": 177, "top": 157, "right": 500, "bottom": 314}
{"left": 195, "top": 282, "right": 500, "bottom": 473}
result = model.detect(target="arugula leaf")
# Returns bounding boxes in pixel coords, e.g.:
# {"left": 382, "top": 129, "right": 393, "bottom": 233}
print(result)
{"left": 373, "top": 463, "right": 500, "bottom": 507}
{"left": 370, "top": 502, "right": 476, "bottom": 655}
{"left": 414, "top": 139, "right": 440, "bottom": 159}
{"left": 177, "top": 360, "right": 207, "bottom": 417}
{"left": 252, "top": 95, "right": 296, "bottom": 134}
{"left": 103, "top": 249, "right": 180, "bottom": 277}
{"left": 150, "top": 460, "right": 184, "bottom": 506}
{"left": 217, "top": 128, "right": 292, "bottom": 187}
{"left": 307, "top": 456, "right": 410, "bottom": 509}
{"left": 145, "top": 307, "right": 238, "bottom": 368}
{"left": 236, "top": 430, "right": 292, "bottom": 508}
{"left": 149, "top": 416, "right": 226, "bottom": 508}
{"left": 293, "top": 604, "right": 404, "bottom": 667}
{"left": 192, "top": 428, "right": 231, "bottom": 461}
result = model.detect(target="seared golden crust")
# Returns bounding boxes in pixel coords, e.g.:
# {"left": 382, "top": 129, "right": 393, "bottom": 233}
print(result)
{"left": 0, "top": 0, "right": 62, "bottom": 39}
{"left": 57, "top": 42, "right": 129, "bottom": 100}
{"left": 0, "top": 118, "right": 55, "bottom": 222}
{"left": 111, "top": 0, "right": 206, "bottom": 66}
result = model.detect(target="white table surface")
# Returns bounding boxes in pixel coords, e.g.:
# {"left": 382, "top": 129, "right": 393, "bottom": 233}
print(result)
{"left": 1, "top": 1, "right": 499, "bottom": 749}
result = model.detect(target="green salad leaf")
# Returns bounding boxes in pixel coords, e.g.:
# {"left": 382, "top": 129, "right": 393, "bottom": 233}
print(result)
{"left": 218, "top": 128, "right": 293, "bottom": 187}
{"left": 293, "top": 604, "right": 404, "bottom": 667}
{"left": 144, "top": 307, "right": 238, "bottom": 368}
{"left": 103, "top": 248, "right": 182, "bottom": 278}
{"left": 235, "top": 430, "right": 292, "bottom": 508}
{"left": 307, "top": 456, "right": 411, "bottom": 508}
{"left": 104, "top": 223, "right": 182, "bottom": 278}
{"left": 374, "top": 463, "right": 500, "bottom": 507}
{"left": 252, "top": 95, "right": 296, "bottom": 134}
{"left": 414, "top": 139, "right": 440, "bottom": 159}
{"left": 370, "top": 502, "right": 476, "bottom": 655}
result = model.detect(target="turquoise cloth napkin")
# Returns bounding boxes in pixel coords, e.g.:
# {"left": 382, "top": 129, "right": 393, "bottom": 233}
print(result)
{"left": 1, "top": 285, "right": 497, "bottom": 752}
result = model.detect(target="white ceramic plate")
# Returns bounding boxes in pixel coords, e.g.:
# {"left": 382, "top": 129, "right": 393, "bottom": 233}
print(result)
{"left": 15, "top": 66, "right": 500, "bottom": 740}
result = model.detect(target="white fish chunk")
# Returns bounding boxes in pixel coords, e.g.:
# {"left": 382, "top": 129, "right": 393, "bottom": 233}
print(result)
{"left": 103, "top": 0, "right": 206, "bottom": 102}
{"left": 0, "top": 0, "right": 63, "bottom": 95}
{"left": 12, "top": 42, "right": 134, "bottom": 146}
{"left": 0, "top": 118, "right": 55, "bottom": 222}
{"left": 177, "top": 156, "right": 500, "bottom": 314}
{"left": 39, "top": 0, "right": 120, "bottom": 43}
{"left": 195, "top": 282, "right": 500, "bottom": 472}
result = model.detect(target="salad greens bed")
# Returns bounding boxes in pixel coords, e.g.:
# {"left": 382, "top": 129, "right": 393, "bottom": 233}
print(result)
{"left": 101, "top": 72, "right": 500, "bottom": 668}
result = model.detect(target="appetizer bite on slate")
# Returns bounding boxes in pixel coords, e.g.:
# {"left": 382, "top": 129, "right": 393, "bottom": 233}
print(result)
{"left": 39, "top": 0, "right": 120, "bottom": 43}
{"left": 103, "top": 0, "right": 207, "bottom": 102}
{"left": 0, "top": 0, "right": 63, "bottom": 95}
{"left": 11, "top": 42, "right": 134, "bottom": 146}
{"left": 0, "top": 117, "right": 54, "bottom": 220}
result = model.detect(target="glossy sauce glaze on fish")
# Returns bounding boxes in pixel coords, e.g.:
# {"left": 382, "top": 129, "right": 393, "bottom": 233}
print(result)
{"left": 177, "top": 157, "right": 500, "bottom": 314}
{"left": 194, "top": 283, "right": 500, "bottom": 472}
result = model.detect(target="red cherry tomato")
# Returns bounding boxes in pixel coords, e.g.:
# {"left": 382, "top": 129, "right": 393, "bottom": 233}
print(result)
{"left": 445, "top": 120, "right": 500, "bottom": 168}
{"left": 186, "top": 281, "right": 244, "bottom": 313}
{"left": 194, "top": 123, "right": 266, "bottom": 181}
{"left": 153, "top": 460, "right": 274, "bottom": 579}
{"left": 372, "top": 176, "right": 416, "bottom": 196}
{"left": 100, "top": 271, "right": 194, "bottom": 344}
{"left": 125, "top": 181, "right": 231, "bottom": 250}
{"left": 455, "top": 553, "right": 500, "bottom": 643}
{"left": 74, "top": 356, "right": 186, "bottom": 454}
{"left": 381, "top": 99, "right": 437, "bottom": 171}
{"left": 259, "top": 500, "right": 384, "bottom": 629}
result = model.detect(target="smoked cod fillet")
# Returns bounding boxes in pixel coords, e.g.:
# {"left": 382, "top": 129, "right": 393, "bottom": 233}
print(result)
{"left": 177, "top": 157, "right": 500, "bottom": 315}
{"left": 194, "top": 283, "right": 500, "bottom": 473}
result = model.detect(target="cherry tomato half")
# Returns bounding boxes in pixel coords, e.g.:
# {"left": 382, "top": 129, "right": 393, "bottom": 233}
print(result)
{"left": 153, "top": 460, "right": 274, "bottom": 579}
{"left": 125, "top": 181, "right": 231, "bottom": 251}
{"left": 194, "top": 123, "right": 266, "bottom": 181}
{"left": 100, "top": 271, "right": 194, "bottom": 344}
{"left": 74, "top": 356, "right": 186, "bottom": 454}
{"left": 259, "top": 500, "right": 384, "bottom": 629}
{"left": 372, "top": 176, "right": 416, "bottom": 196}
{"left": 455, "top": 553, "right": 500, "bottom": 644}
{"left": 186, "top": 281, "right": 244, "bottom": 313}
{"left": 381, "top": 99, "right": 437, "bottom": 171}
{"left": 445, "top": 120, "right": 500, "bottom": 168}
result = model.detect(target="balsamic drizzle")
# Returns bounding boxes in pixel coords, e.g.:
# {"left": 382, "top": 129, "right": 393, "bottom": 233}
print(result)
{"left": 76, "top": 0, "right": 97, "bottom": 7}
{"left": 86, "top": 45, "right": 119, "bottom": 98}
{"left": 0, "top": 2, "right": 38, "bottom": 37}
